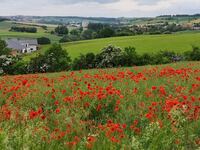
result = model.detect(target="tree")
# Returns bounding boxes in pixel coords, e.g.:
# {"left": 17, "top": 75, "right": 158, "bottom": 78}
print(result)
{"left": 59, "top": 35, "right": 71, "bottom": 43}
{"left": 0, "top": 39, "right": 10, "bottom": 55}
{"left": 37, "top": 37, "right": 51, "bottom": 45}
{"left": 72, "top": 52, "right": 96, "bottom": 70}
{"left": 10, "top": 26, "right": 37, "bottom": 33}
{"left": 99, "top": 27, "right": 115, "bottom": 38}
{"left": 70, "top": 29, "right": 79, "bottom": 36}
{"left": 120, "top": 47, "right": 139, "bottom": 66}
{"left": 81, "top": 29, "right": 93, "bottom": 40}
{"left": 44, "top": 43, "right": 71, "bottom": 72}
{"left": 28, "top": 44, "right": 71, "bottom": 73}
{"left": 88, "top": 23, "right": 104, "bottom": 32}
{"left": 55, "top": 25, "right": 69, "bottom": 35}
{"left": 188, "top": 46, "right": 200, "bottom": 61}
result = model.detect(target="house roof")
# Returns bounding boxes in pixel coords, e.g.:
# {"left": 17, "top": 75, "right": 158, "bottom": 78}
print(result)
{"left": 6, "top": 39, "right": 38, "bottom": 51}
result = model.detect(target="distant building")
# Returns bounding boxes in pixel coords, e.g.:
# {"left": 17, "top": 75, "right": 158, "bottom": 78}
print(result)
{"left": 193, "top": 26, "right": 200, "bottom": 30}
{"left": 6, "top": 39, "right": 38, "bottom": 54}
{"left": 82, "top": 21, "right": 89, "bottom": 30}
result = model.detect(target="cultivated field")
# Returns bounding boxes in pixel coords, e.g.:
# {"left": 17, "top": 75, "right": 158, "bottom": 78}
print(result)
{"left": 0, "top": 62, "right": 199, "bottom": 149}
{"left": 0, "top": 21, "right": 60, "bottom": 42}
{"left": 24, "top": 31, "right": 200, "bottom": 61}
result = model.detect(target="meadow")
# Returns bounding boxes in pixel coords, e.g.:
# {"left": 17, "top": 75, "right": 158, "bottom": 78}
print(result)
{"left": 0, "top": 62, "right": 199, "bottom": 149}
{"left": 23, "top": 31, "right": 200, "bottom": 61}
{"left": 0, "top": 21, "right": 60, "bottom": 43}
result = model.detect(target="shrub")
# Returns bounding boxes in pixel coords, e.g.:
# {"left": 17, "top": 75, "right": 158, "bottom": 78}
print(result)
{"left": 28, "top": 44, "right": 71, "bottom": 73}
{"left": 187, "top": 46, "right": 200, "bottom": 61}
{"left": 37, "top": 37, "right": 51, "bottom": 45}
{"left": 120, "top": 47, "right": 139, "bottom": 66}
{"left": 10, "top": 26, "right": 37, "bottom": 33}
{"left": 72, "top": 53, "right": 96, "bottom": 70}
{"left": 97, "top": 45, "right": 122, "bottom": 68}
{"left": 55, "top": 25, "right": 69, "bottom": 35}
{"left": 81, "top": 30, "right": 93, "bottom": 40}
{"left": 59, "top": 35, "right": 71, "bottom": 43}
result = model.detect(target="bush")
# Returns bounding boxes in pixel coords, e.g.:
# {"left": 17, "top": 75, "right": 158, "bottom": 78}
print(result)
{"left": 81, "top": 30, "right": 93, "bottom": 40}
{"left": 120, "top": 47, "right": 139, "bottom": 66}
{"left": 37, "top": 37, "right": 51, "bottom": 45}
{"left": 72, "top": 53, "right": 96, "bottom": 70}
{"left": 28, "top": 54, "right": 47, "bottom": 73}
{"left": 55, "top": 25, "right": 69, "bottom": 35}
{"left": 59, "top": 35, "right": 71, "bottom": 43}
{"left": 0, "top": 39, "right": 11, "bottom": 55}
{"left": 28, "top": 44, "right": 71, "bottom": 73}
{"left": 97, "top": 45, "right": 122, "bottom": 68}
{"left": 99, "top": 27, "right": 115, "bottom": 38}
{"left": 184, "top": 46, "right": 200, "bottom": 61}
{"left": 139, "top": 53, "right": 155, "bottom": 66}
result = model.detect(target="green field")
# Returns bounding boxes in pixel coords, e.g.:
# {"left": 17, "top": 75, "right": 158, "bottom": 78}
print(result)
{"left": 23, "top": 31, "right": 200, "bottom": 61}
{"left": 0, "top": 21, "right": 60, "bottom": 42}
{"left": 1, "top": 21, "right": 200, "bottom": 61}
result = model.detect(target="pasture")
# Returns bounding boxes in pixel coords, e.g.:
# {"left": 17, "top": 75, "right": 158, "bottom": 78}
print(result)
{"left": 24, "top": 31, "right": 200, "bottom": 61}
{"left": 0, "top": 21, "right": 60, "bottom": 42}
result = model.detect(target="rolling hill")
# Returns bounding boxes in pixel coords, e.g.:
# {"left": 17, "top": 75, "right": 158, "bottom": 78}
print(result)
{"left": 23, "top": 31, "right": 200, "bottom": 61}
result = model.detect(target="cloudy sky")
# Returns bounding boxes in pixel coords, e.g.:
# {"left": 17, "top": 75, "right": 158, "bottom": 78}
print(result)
{"left": 0, "top": 0, "right": 199, "bottom": 17}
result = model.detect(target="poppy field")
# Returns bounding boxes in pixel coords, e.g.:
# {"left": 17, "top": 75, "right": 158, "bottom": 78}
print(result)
{"left": 0, "top": 62, "right": 200, "bottom": 149}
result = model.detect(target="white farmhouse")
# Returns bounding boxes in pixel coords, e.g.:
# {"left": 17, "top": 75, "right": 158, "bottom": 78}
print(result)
{"left": 6, "top": 39, "right": 38, "bottom": 54}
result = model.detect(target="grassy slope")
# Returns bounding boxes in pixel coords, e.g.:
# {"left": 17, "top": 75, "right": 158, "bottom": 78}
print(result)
{"left": 0, "top": 21, "right": 60, "bottom": 42}
{"left": 23, "top": 31, "right": 200, "bottom": 61}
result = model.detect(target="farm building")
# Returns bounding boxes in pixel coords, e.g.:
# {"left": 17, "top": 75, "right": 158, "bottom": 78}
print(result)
{"left": 6, "top": 39, "right": 38, "bottom": 54}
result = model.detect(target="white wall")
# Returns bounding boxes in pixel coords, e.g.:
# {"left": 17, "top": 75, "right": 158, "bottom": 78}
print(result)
{"left": 22, "top": 45, "right": 37, "bottom": 53}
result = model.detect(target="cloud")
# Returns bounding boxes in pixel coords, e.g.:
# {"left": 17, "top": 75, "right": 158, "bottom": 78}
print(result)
{"left": 135, "top": 0, "right": 163, "bottom": 5}
{"left": 0, "top": 0, "right": 199, "bottom": 17}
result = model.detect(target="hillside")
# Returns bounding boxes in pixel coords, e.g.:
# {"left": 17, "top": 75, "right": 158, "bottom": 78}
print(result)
{"left": 24, "top": 31, "right": 200, "bottom": 61}
{"left": 0, "top": 62, "right": 199, "bottom": 149}
{"left": 0, "top": 21, "right": 60, "bottom": 42}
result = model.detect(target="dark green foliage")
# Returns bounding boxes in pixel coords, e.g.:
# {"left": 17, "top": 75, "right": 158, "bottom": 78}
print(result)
{"left": 88, "top": 23, "right": 104, "bottom": 32}
{"left": 59, "top": 35, "right": 80, "bottom": 43}
{"left": 10, "top": 26, "right": 37, "bottom": 33}
{"left": 120, "top": 47, "right": 139, "bottom": 66}
{"left": 9, "top": 61, "right": 28, "bottom": 75}
{"left": 59, "top": 35, "right": 71, "bottom": 43}
{"left": 55, "top": 25, "right": 69, "bottom": 35}
{"left": 28, "top": 54, "right": 47, "bottom": 73}
{"left": 28, "top": 44, "right": 71, "bottom": 73}
{"left": 37, "top": 37, "right": 51, "bottom": 45}
{"left": 153, "top": 50, "right": 176, "bottom": 64}
{"left": 0, "top": 18, "right": 9, "bottom": 22}
{"left": 139, "top": 53, "right": 155, "bottom": 65}
{"left": 44, "top": 43, "right": 71, "bottom": 72}
{"left": 184, "top": 46, "right": 200, "bottom": 61}
{"left": 81, "top": 29, "right": 93, "bottom": 40}
{"left": 99, "top": 27, "right": 115, "bottom": 38}
{"left": 70, "top": 29, "right": 80, "bottom": 36}
{"left": 72, "top": 53, "right": 96, "bottom": 70}
{"left": 0, "top": 39, "right": 11, "bottom": 55}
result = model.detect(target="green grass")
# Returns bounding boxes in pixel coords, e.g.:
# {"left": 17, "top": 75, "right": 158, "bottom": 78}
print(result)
{"left": 0, "top": 21, "right": 60, "bottom": 42}
{"left": 23, "top": 31, "right": 200, "bottom": 61}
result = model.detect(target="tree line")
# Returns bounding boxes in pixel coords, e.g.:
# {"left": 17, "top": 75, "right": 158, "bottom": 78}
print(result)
{"left": 50, "top": 22, "right": 191, "bottom": 44}
{"left": 10, "top": 26, "right": 37, "bottom": 33}
{"left": 0, "top": 39, "right": 200, "bottom": 75}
